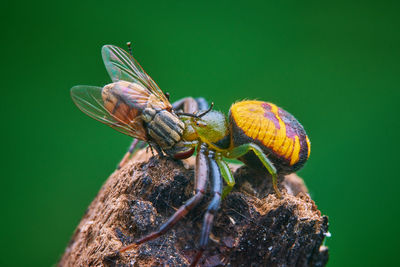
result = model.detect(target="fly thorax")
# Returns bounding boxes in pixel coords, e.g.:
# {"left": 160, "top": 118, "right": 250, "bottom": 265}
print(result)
{"left": 143, "top": 109, "right": 185, "bottom": 149}
{"left": 142, "top": 108, "right": 156, "bottom": 123}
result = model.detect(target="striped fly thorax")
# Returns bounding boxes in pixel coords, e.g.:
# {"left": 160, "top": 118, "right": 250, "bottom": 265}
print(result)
{"left": 142, "top": 108, "right": 185, "bottom": 149}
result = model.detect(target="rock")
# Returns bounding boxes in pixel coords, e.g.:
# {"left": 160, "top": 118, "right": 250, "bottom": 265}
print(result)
{"left": 59, "top": 149, "right": 329, "bottom": 267}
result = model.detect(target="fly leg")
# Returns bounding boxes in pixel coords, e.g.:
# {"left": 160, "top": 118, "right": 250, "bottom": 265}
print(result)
{"left": 119, "top": 143, "right": 210, "bottom": 253}
{"left": 191, "top": 150, "right": 223, "bottom": 267}
{"left": 117, "top": 139, "right": 140, "bottom": 169}
{"left": 152, "top": 142, "right": 165, "bottom": 157}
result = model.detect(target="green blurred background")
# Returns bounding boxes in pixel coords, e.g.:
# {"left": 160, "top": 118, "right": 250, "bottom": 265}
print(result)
{"left": 2, "top": 1, "right": 399, "bottom": 266}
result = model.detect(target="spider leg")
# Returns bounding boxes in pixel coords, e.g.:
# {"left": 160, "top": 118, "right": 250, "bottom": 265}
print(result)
{"left": 216, "top": 155, "right": 235, "bottom": 199}
{"left": 172, "top": 97, "right": 209, "bottom": 114}
{"left": 172, "top": 97, "right": 198, "bottom": 114}
{"left": 119, "top": 143, "right": 210, "bottom": 253}
{"left": 194, "top": 97, "right": 209, "bottom": 111}
{"left": 191, "top": 150, "right": 223, "bottom": 267}
{"left": 225, "top": 143, "right": 281, "bottom": 198}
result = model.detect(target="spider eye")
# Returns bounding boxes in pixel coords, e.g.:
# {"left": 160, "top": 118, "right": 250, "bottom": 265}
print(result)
{"left": 195, "top": 121, "right": 207, "bottom": 127}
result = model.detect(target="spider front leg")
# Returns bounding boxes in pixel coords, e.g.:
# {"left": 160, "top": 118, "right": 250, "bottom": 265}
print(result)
{"left": 172, "top": 97, "right": 209, "bottom": 114}
{"left": 191, "top": 150, "right": 223, "bottom": 267}
{"left": 225, "top": 143, "right": 282, "bottom": 198}
{"left": 118, "top": 143, "right": 209, "bottom": 254}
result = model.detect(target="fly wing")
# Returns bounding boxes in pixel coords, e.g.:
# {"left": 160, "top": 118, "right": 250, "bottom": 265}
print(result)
{"left": 71, "top": 85, "right": 147, "bottom": 140}
{"left": 101, "top": 45, "right": 170, "bottom": 107}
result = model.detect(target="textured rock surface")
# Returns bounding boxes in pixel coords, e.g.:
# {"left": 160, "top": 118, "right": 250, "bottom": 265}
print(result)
{"left": 59, "top": 149, "right": 329, "bottom": 267}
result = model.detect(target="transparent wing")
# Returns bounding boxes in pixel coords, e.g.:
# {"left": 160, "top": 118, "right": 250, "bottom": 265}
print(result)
{"left": 71, "top": 85, "right": 147, "bottom": 140}
{"left": 101, "top": 45, "right": 170, "bottom": 105}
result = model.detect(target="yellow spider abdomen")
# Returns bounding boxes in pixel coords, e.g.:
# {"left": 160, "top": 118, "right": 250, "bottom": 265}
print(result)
{"left": 229, "top": 100, "right": 310, "bottom": 173}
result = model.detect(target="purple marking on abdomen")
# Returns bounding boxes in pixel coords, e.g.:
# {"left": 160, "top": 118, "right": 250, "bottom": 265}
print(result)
{"left": 262, "top": 103, "right": 280, "bottom": 130}
{"left": 278, "top": 107, "right": 298, "bottom": 140}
